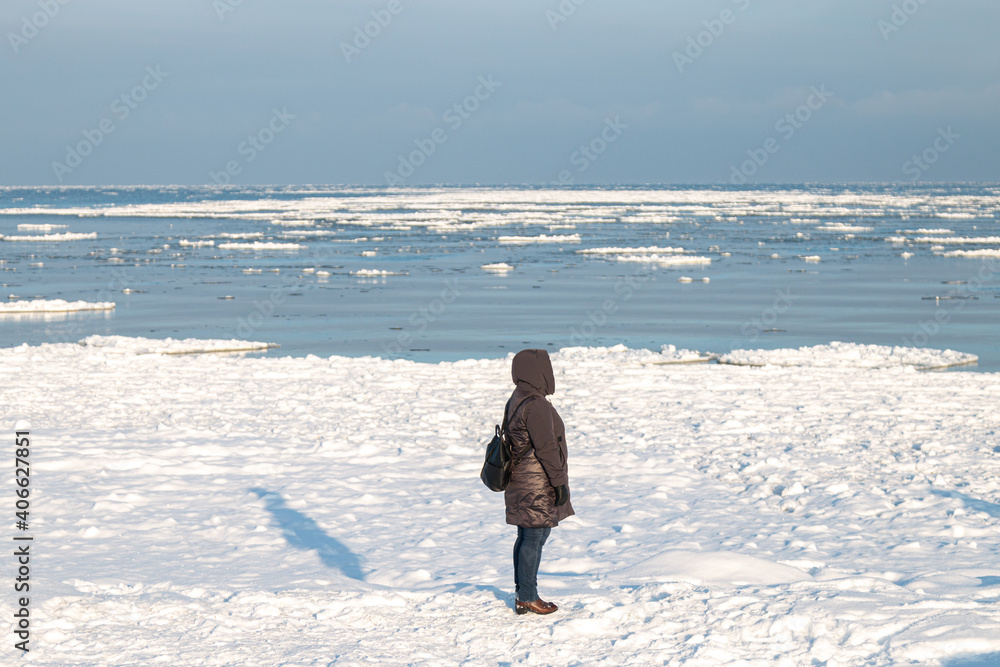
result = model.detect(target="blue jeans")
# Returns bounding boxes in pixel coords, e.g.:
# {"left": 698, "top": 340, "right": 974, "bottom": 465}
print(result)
{"left": 513, "top": 526, "right": 551, "bottom": 602}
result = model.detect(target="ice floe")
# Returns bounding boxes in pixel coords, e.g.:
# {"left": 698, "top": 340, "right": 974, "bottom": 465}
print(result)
{"left": 217, "top": 242, "right": 304, "bottom": 250}
{"left": 913, "top": 237, "right": 1000, "bottom": 244}
{"left": 940, "top": 249, "right": 1000, "bottom": 258}
{"left": 719, "top": 342, "right": 978, "bottom": 370}
{"left": 553, "top": 343, "right": 714, "bottom": 365}
{"left": 350, "top": 269, "right": 407, "bottom": 276}
{"left": 17, "top": 223, "right": 68, "bottom": 231}
{"left": 498, "top": 234, "right": 582, "bottom": 244}
{"left": 0, "top": 299, "right": 115, "bottom": 313}
{"left": 615, "top": 254, "right": 712, "bottom": 265}
{"left": 815, "top": 223, "right": 874, "bottom": 232}
{"left": 78, "top": 335, "right": 278, "bottom": 355}
{"left": 576, "top": 246, "right": 685, "bottom": 255}
{"left": 1, "top": 231, "right": 97, "bottom": 241}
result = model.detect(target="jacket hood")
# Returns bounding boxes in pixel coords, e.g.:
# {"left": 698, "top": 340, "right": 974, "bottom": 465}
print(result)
{"left": 511, "top": 349, "right": 555, "bottom": 396}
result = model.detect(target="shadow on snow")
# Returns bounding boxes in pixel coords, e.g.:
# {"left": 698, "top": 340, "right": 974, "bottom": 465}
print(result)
{"left": 250, "top": 487, "right": 366, "bottom": 581}
{"left": 930, "top": 490, "right": 1000, "bottom": 519}
{"left": 941, "top": 654, "right": 1000, "bottom": 667}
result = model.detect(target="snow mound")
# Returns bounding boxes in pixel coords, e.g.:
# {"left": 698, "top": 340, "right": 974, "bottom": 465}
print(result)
{"left": 614, "top": 550, "right": 811, "bottom": 586}
{"left": 1, "top": 231, "right": 97, "bottom": 241}
{"left": 720, "top": 342, "right": 978, "bottom": 370}
{"left": 0, "top": 299, "right": 115, "bottom": 314}
{"left": 553, "top": 344, "right": 713, "bottom": 365}
{"left": 79, "top": 335, "right": 278, "bottom": 355}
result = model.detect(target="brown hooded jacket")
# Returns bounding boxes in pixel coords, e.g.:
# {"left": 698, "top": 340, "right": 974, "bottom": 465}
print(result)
{"left": 504, "top": 349, "right": 575, "bottom": 527}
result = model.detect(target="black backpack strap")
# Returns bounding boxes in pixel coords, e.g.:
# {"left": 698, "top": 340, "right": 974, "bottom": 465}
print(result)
{"left": 500, "top": 397, "right": 513, "bottom": 431}
{"left": 505, "top": 395, "right": 534, "bottom": 426}
{"left": 505, "top": 395, "right": 536, "bottom": 466}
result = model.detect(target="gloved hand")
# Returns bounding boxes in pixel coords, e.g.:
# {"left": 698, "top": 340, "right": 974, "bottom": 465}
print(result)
{"left": 554, "top": 484, "right": 570, "bottom": 507}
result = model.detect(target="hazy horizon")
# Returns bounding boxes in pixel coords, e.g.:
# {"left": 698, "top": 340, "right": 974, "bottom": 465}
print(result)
{"left": 2, "top": 0, "right": 998, "bottom": 186}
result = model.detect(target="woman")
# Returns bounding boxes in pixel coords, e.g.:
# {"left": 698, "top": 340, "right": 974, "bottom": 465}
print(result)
{"left": 505, "top": 349, "right": 574, "bottom": 615}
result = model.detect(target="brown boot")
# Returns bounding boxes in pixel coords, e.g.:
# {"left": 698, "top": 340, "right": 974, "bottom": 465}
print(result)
{"left": 515, "top": 598, "right": 558, "bottom": 615}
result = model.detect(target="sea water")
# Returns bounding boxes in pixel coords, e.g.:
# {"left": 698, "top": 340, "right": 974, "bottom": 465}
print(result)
{"left": 1, "top": 184, "right": 998, "bottom": 369}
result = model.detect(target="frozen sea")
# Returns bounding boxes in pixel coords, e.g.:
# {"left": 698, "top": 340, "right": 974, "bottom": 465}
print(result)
{"left": 1, "top": 183, "right": 999, "bottom": 369}
{"left": 5, "top": 184, "right": 1000, "bottom": 665}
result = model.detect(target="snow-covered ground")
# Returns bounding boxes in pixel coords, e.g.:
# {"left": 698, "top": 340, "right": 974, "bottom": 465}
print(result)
{"left": 720, "top": 342, "right": 979, "bottom": 371}
{"left": 2, "top": 340, "right": 1000, "bottom": 665}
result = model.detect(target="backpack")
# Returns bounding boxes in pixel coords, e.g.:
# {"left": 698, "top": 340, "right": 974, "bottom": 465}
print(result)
{"left": 479, "top": 395, "right": 534, "bottom": 492}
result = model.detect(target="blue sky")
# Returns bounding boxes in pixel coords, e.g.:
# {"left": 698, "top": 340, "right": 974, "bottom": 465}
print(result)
{"left": 2, "top": 0, "right": 998, "bottom": 185}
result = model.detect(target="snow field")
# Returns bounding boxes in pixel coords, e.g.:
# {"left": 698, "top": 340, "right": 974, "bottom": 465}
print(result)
{"left": 2, "top": 341, "right": 1000, "bottom": 664}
